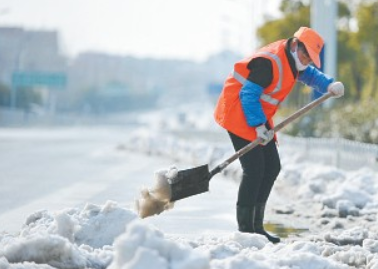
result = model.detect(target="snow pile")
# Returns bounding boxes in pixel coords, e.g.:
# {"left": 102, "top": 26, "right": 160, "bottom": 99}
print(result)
{"left": 125, "top": 128, "right": 228, "bottom": 167}
{"left": 135, "top": 167, "right": 176, "bottom": 218}
{"left": 181, "top": 232, "right": 350, "bottom": 269}
{"left": 109, "top": 221, "right": 209, "bottom": 269}
{"left": 3, "top": 192, "right": 378, "bottom": 268}
{"left": 5, "top": 205, "right": 378, "bottom": 269}
{"left": 0, "top": 201, "right": 137, "bottom": 268}
{"left": 278, "top": 161, "right": 378, "bottom": 220}
{"left": 20, "top": 200, "right": 137, "bottom": 248}
{"left": 324, "top": 226, "right": 370, "bottom": 246}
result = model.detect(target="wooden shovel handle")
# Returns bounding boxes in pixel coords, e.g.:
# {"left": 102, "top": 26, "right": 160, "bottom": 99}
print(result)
{"left": 273, "top": 92, "right": 332, "bottom": 132}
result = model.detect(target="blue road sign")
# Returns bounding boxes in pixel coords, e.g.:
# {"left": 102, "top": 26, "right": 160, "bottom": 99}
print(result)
{"left": 12, "top": 71, "right": 67, "bottom": 90}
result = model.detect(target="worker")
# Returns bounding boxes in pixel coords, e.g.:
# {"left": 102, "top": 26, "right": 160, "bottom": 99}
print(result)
{"left": 214, "top": 27, "right": 344, "bottom": 243}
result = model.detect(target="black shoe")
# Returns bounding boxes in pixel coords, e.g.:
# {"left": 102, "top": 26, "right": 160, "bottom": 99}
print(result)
{"left": 253, "top": 203, "right": 281, "bottom": 244}
{"left": 254, "top": 228, "right": 281, "bottom": 243}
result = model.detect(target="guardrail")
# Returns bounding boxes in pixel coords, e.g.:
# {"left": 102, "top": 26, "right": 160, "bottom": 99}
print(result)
{"left": 126, "top": 129, "right": 378, "bottom": 173}
{"left": 279, "top": 134, "right": 378, "bottom": 171}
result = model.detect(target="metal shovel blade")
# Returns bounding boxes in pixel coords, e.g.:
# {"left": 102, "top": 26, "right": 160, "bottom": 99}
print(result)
{"left": 169, "top": 164, "right": 210, "bottom": 202}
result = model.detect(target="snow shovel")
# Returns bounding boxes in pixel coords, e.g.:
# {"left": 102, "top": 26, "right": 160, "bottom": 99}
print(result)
{"left": 169, "top": 92, "right": 333, "bottom": 202}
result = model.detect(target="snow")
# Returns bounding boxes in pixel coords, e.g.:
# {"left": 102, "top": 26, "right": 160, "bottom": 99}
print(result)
{"left": 1, "top": 103, "right": 378, "bottom": 268}
{"left": 135, "top": 168, "right": 176, "bottom": 218}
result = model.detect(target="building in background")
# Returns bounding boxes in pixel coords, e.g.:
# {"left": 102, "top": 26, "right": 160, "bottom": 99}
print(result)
{"left": 0, "top": 27, "right": 66, "bottom": 84}
{"left": 0, "top": 26, "right": 240, "bottom": 122}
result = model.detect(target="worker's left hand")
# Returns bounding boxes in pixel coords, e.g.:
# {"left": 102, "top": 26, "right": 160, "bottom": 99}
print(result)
{"left": 256, "top": 124, "right": 274, "bottom": 145}
{"left": 327, "top": 81, "right": 344, "bottom": 98}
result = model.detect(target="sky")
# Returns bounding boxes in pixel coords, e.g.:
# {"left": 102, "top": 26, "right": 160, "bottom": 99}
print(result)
{"left": 0, "top": 0, "right": 281, "bottom": 61}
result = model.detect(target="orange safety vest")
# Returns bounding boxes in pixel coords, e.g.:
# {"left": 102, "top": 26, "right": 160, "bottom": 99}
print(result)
{"left": 214, "top": 39, "right": 297, "bottom": 141}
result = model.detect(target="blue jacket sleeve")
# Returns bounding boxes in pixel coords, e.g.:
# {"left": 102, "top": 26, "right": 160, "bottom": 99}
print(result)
{"left": 298, "top": 66, "right": 334, "bottom": 94}
{"left": 239, "top": 80, "right": 266, "bottom": 127}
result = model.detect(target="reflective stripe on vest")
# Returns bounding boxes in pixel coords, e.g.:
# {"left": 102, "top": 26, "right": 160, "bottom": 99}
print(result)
{"left": 232, "top": 51, "right": 283, "bottom": 106}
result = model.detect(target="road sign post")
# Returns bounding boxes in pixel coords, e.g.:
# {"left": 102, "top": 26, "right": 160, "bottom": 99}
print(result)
{"left": 10, "top": 71, "right": 67, "bottom": 110}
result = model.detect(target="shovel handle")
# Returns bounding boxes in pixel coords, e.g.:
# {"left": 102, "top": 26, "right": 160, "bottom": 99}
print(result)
{"left": 209, "top": 92, "right": 333, "bottom": 178}
{"left": 273, "top": 92, "right": 332, "bottom": 132}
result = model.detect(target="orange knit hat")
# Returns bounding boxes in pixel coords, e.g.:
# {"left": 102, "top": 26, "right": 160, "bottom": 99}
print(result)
{"left": 294, "top": 27, "right": 324, "bottom": 68}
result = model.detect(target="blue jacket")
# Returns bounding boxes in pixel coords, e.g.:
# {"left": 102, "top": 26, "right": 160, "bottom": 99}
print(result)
{"left": 240, "top": 65, "right": 334, "bottom": 127}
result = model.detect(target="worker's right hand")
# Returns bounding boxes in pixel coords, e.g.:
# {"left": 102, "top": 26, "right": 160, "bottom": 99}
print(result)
{"left": 255, "top": 124, "right": 274, "bottom": 145}
{"left": 328, "top": 81, "right": 344, "bottom": 98}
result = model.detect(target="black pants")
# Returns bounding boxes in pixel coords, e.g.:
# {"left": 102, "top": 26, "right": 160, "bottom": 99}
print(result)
{"left": 228, "top": 131, "right": 281, "bottom": 207}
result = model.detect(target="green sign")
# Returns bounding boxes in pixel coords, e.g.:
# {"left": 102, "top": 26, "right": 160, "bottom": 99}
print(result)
{"left": 12, "top": 71, "right": 67, "bottom": 90}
